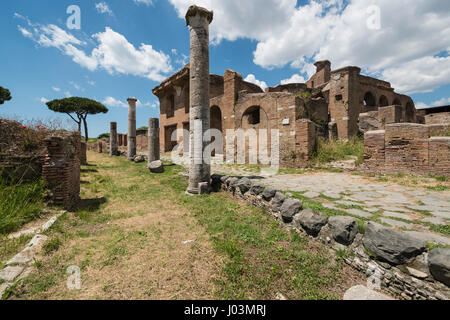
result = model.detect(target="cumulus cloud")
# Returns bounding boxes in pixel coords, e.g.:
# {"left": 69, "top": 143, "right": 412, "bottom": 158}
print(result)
{"left": 244, "top": 74, "right": 267, "bottom": 90}
{"left": 169, "top": 0, "right": 450, "bottom": 94}
{"left": 416, "top": 97, "right": 450, "bottom": 109}
{"left": 95, "top": 2, "right": 113, "bottom": 16}
{"left": 52, "top": 87, "right": 61, "bottom": 92}
{"left": 40, "top": 97, "right": 49, "bottom": 103}
{"left": 16, "top": 16, "right": 173, "bottom": 82}
{"left": 281, "top": 74, "right": 306, "bottom": 85}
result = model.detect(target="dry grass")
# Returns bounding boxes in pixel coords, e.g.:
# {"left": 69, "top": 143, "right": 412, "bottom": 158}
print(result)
{"left": 6, "top": 151, "right": 366, "bottom": 300}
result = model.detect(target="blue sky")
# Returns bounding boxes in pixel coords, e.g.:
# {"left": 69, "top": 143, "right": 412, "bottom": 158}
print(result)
{"left": 1, "top": 0, "right": 449, "bottom": 138}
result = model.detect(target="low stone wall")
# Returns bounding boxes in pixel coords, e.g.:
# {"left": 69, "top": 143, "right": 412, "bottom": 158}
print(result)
{"left": 426, "top": 112, "right": 450, "bottom": 125}
{"left": 364, "top": 123, "right": 450, "bottom": 176}
{"left": 212, "top": 174, "right": 450, "bottom": 300}
{"left": 42, "top": 132, "right": 80, "bottom": 210}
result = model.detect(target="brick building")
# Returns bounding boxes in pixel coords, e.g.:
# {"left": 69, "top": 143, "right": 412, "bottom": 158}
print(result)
{"left": 150, "top": 60, "right": 417, "bottom": 163}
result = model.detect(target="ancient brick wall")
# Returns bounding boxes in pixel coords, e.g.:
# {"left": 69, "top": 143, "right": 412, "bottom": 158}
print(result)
{"left": 378, "top": 105, "right": 403, "bottom": 129}
{"left": 425, "top": 112, "right": 450, "bottom": 125}
{"left": 363, "top": 123, "right": 450, "bottom": 176}
{"left": 293, "top": 119, "right": 316, "bottom": 163}
{"left": 42, "top": 132, "right": 80, "bottom": 210}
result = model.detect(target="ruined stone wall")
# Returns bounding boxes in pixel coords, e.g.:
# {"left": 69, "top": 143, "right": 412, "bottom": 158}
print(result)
{"left": 425, "top": 112, "right": 450, "bottom": 125}
{"left": 378, "top": 105, "right": 403, "bottom": 129}
{"left": 363, "top": 123, "right": 450, "bottom": 176}
{"left": 42, "top": 132, "right": 81, "bottom": 210}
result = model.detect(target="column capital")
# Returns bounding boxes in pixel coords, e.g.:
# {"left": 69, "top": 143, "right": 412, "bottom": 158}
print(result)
{"left": 185, "top": 5, "right": 213, "bottom": 26}
{"left": 127, "top": 98, "right": 138, "bottom": 103}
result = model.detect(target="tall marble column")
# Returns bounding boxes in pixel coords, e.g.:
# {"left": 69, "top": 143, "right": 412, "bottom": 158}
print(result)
{"left": 185, "top": 5, "right": 213, "bottom": 195}
{"left": 148, "top": 118, "right": 160, "bottom": 163}
{"left": 110, "top": 122, "right": 118, "bottom": 156}
{"left": 127, "top": 98, "right": 137, "bottom": 161}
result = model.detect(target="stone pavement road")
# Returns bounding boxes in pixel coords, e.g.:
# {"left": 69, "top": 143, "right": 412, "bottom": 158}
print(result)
{"left": 162, "top": 155, "right": 450, "bottom": 246}
{"left": 214, "top": 167, "right": 450, "bottom": 246}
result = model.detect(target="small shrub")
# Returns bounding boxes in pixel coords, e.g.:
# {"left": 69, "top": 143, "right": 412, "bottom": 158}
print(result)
{"left": 43, "top": 237, "right": 62, "bottom": 254}
{"left": 312, "top": 136, "right": 364, "bottom": 165}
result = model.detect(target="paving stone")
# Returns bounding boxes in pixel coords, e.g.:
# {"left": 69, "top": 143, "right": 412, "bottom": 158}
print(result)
{"left": 364, "top": 207, "right": 380, "bottom": 213}
{"left": 6, "top": 252, "right": 32, "bottom": 266}
{"left": 405, "top": 231, "right": 450, "bottom": 246}
{"left": 343, "top": 285, "right": 394, "bottom": 300}
{"left": 380, "top": 218, "right": 412, "bottom": 229}
{"left": 382, "top": 211, "right": 414, "bottom": 221}
{"left": 336, "top": 200, "right": 361, "bottom": 207}
{"left": 421, "top": 217, "right": 447, "bottom": 225}
{"left": 322, "top": 191, "right": 341, "bottom": 199}
{"left": 0, "top": 266, "right": 24, "bottom": 282}
{"left": 381, "top": 206, "right": 410, "bottom": 213}
{"left": 345, "top": 209, "right": 373, "bottom": 218}
{"left": 303, "top": 191, "right": 320, "bottom": 199}
{"left": 323, "top": 203, "right": 339, "bottom": 210}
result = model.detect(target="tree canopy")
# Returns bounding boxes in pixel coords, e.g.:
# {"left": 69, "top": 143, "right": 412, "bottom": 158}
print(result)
{"left": 46, "top": 97, "right": 108, "bottom": 141}
{"left": 0, "top": 86, "right": 12, "bottom": 104}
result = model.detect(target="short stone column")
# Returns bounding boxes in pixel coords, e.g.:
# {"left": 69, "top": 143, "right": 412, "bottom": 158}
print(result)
{"left": 110, "top": 122, "right": 118, "bottom": 157}
{"left": 127, "top": 98, "right": 137, "bottom": 161}
{"left": 148, "top": 118, "right": 160, "bottom": 163}
{"left": 185, "top": 5, "right": 213, "bottom": 195}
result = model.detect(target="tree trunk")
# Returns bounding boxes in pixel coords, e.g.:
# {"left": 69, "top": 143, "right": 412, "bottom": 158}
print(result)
{"left": 82, "top": 116, "right": 88, "bottom": 142}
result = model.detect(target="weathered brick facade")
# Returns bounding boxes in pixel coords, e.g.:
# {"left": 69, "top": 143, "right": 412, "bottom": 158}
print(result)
{"left": 364, "top": 124, "right": 450, "bottom": 176}
{"left": 149, "top": 60, "right": 417, "bottom": 163}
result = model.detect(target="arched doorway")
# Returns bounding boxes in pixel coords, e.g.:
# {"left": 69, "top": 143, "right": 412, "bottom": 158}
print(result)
{"left": 393, "top": 98, "right": 401, "bottom": 106}
{"left": 210, "top": 105, "right": 223, "bottom": 155}
{"left": 405, "top": 101, "right": 415, "bottom": 122}
{"left": 363, "top": 91, "right": 376, "bottom": 112}
{"left": 379, "top": 95, "right": 389, "bottom": 108}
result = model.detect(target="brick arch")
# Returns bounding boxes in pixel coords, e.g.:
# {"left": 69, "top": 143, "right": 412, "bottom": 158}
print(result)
{"left": 210, "top": 105, "right": 222, "bottom": 132}
{"left": 393, "top": 97, "right": 402, "bottom": 106}
{"left": 240, "top": 105, "right": 268, "bottom": 130}
{"left": 379, "top": 95, "right": 389, "bottom": 108}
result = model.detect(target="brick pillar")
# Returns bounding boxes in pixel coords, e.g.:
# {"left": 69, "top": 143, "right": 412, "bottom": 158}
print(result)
{"left": 42, "top": 132, "right": 80, "bottom": 210}
{"left": 148, "top": 118, "right": 160, "bottom": 163}
{"left": 127, "top": 98, "right": 137, "bottom": 160}
{"left": 185, "top": 5, "right": 213, "bottom": 195}
{"left": 110, "top": 122, "right": 118, "bottom": 156}
{"left": 97, "top": 140, "right": 103, "bottom": 153}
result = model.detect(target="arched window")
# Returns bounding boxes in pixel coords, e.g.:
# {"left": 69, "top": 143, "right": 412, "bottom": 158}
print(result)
{"left": 363, "top": 92, "right": 376, "bottom": 107}
{"left": 243, "top": 106, "right": 261, "bottom": 125}
{"left": 379, "top": 95, "right": 389, "bottom": 107}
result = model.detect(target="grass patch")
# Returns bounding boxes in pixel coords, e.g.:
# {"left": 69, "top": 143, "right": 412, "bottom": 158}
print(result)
{"left": 43, "top": 237, "right": 62, "bottom": 254}
{"left": 425, "top": 185, "right": 450, "bottom": 192}
{"left": 0, "top": 177, "right": 45, "bottom": 234}
{"left": 311, "top": 136, "right": 364, "bottom": 165}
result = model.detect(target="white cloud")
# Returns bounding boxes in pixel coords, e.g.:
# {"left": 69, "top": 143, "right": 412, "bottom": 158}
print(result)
{"left": 40, "top": 97, "right": 49, "bottom": 103}
{"left": 96, "top": 2, "right": 113, "bottom": 15}
{"left": 281, "top": 74, "right": 306, "bottom": 85}
{"left": 52, "top": 87, "right": 61, "bottom": 92}
{"left": 91, "top": 27, "right": 173, "bottom": 81}
{"left": 244, "top": 74, "right": 267, "bottom": 90}
{"left": 87, "top": 80, "right": 96, "bottom": 86}
{"left": 103, "top": 96, "right": 127, "bottom": 108}
{"left": 64, "top": 91, "right": 72, "bottom": 97}
{"left": 16, "top": 16, "right": 173, "bottom": 82}
{"left": 169, "top": 0, "right": 450, "bottom": 94}
{"left": 134, "top": 0, "right": 154, "bottom": 6}
{"left": 431, "top": 97, "right": 450, "bottom": 106}
{"left": 103, "top": 97, "right": 159, "bottom": 108}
